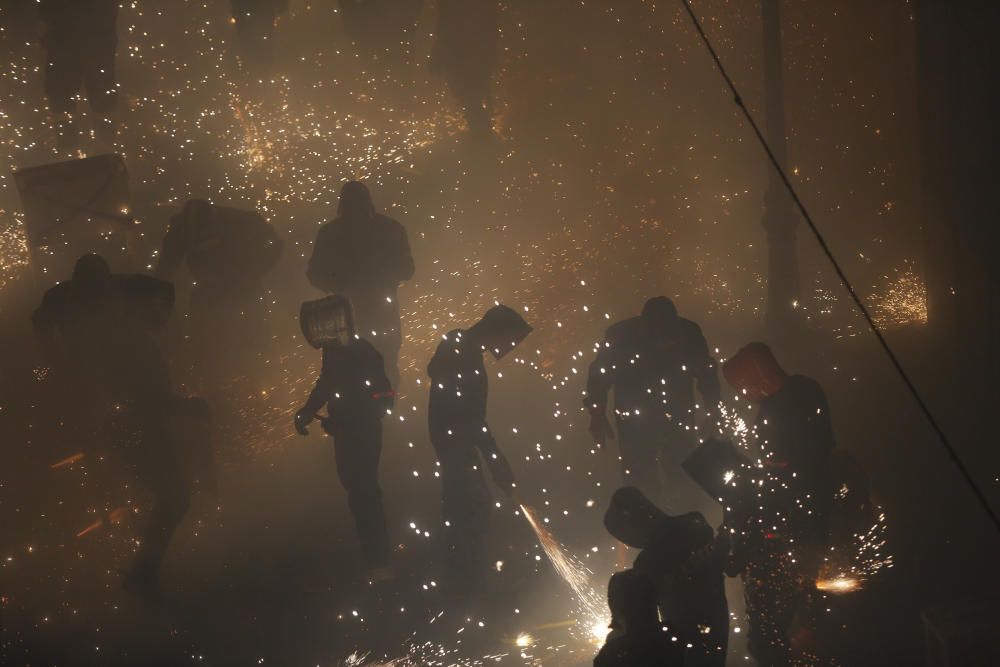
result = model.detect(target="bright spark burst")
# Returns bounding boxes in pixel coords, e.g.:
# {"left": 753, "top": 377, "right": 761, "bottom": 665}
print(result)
{"left": 519, "top": 504, "right": 609, "bottom": 644}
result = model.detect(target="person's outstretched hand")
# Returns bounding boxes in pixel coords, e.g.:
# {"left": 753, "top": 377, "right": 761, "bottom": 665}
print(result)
{"left": 294, "top": 409, "right": 313, "bottom": 436}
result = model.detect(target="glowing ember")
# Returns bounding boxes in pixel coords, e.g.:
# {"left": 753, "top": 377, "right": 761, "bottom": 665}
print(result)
{"left": 815, "top": 575, "right": 861, "bottom": 594}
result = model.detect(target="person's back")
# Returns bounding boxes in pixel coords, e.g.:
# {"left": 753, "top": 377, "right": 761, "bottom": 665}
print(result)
{"left": 307, "top": 181, "right": 413, "bottom": 386}
{"left": 427, "top": 327, "right": 488, "bottom": 437}
{"left": 594, "top": 570, "right": 684, "bottom": 667}
{"left": 35, "top": 259, "right": 174, "bottom": 407}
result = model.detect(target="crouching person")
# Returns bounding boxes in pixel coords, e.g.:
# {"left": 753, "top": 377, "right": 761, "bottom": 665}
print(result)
{"left": 604, "top": 487, "right": 729, "bottom": 667}
{"left": 295, "top": 295, "right": 394, "bottom": 578}
{"left": 595, "top": 569, "right": 684, "bottom": 667}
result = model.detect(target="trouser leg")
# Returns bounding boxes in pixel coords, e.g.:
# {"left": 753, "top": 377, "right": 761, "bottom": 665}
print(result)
{"left": 44, "top": 38, "right": 82, "bottom": 114}
{"left": 368, "top": 328, "right": 402, "bottom": 391}
{"left": 745, "top": 565, "right": 797, "bottom": 667}
{"left": 432, "top": 432, "right": 491, "bottom": 589}
{"left": 615, "top": 417, "right": 661, "bottom": 501}
{"left": 333, "top": 419, "right": 390, "bottom": 566}
{"left": 83, "top": 38, "right": 118, "bottom": 112}
{"left": 126, "top": 419, "right": 191, "bottom": 585}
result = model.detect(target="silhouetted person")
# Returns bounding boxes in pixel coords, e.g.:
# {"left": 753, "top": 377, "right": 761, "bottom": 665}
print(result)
{"left": 585, "top": 297, "right": 721, "bottom": 505}
{"left": 427, "top": 304, "right": 530, "bottom": 595}
{"left": 594, "top": 569, "right": 684, "bottom": 667}
{"left": 722, "top": 342, "right": 835, "bottom": 667}
{"left": 431, "top": 0, "right": 499, "bottom": 137}
{"left": 604, "top": 487, "right": 729, "bottom": 667}
{"left": 295, "top": 295, "right": 394, "bottom": 575}
{"left": 307, "top": 181, "right": 414, "bottom": 389}
{"left": 33, "top": 254, "right": 204, "bottom": 596}
{"left": 155, "top": 199, "right": 283, "bottom": 392}
{"left": 38, "top": 0, "right": 119, "bottom": 148}
{"left": 230, "top": 0, "right": 288, "bottom": 72}
{"left": 339, "top": 0, "right": 424, "bottom": 60}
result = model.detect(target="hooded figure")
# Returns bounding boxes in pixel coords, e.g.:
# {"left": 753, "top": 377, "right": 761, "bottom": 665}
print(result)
{"left": 427, "top": 304, "right": 531, "bottom": 595}
{"left": 722, "top": 342, "right": 835, "bottom": 667}
{"left": 33, "top": 254, "right": 206, "bottom": 597}
{"left": 585, "top": 297, "right": 721, "bottom": 504}
{"left": 38, "top": 0, "right": 120, "bottom": 147}
{"left": 155, "top": 199, "right": 282, "bottom": 392}
{"left": 594, "top": 570, "right": 684, "bottom": 667}
{"left": 295, "top": 295, "right": 394, "bottom": 573}
{"left": 307, "top": 181, "right": 414, "bottom": 390}
{"left": 338, "top": 0, "right": 425, "bottom": 59}
{"left": 230, "top": 0, "right": 289, "bottom": 71}
{"left": 430, "top": 0, "right": 500, "bottom": 136}
{"left": 604, "top": 487, "right": 729, "bottom": 667}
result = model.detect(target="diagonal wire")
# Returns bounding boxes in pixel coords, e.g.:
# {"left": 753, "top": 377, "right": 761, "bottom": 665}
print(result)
{"left": 678, "top": 0, "right": 999, "bottom": 532}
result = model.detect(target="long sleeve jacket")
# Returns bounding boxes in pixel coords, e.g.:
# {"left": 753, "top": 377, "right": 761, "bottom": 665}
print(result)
{"left": 585, "top": 316, "right": 720, "bottom": 424}
{"left": 302, "top": 339, "right": 393, "bottom": 426}
{"left": 306, "top": 214, "right": 414, "bottom": 334}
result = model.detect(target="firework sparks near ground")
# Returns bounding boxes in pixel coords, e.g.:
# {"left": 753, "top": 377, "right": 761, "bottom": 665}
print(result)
{"left": 519, "top": 504, "right": 609, "bottom": 644}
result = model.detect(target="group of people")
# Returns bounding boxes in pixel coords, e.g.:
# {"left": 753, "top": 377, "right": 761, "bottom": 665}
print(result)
{"left": 22, "top": 0, "right": 501, "bottom": 149}
{"left": 32, "top": 176, "right": 846, "bottom": 665}
{"left": 591, "top": 338, "right": 842, "bottom": 667}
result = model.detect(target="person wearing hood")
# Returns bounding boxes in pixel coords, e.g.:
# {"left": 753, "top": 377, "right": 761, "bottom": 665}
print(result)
{"left": 603, "top": 486, "right": 729, "bottom": 667}
{"left": 427, "top": 304, "right": 531, "bottom": 595}
{"left": 584, "top": 297, "right": 721, "bottom": 505}
{"left": 34, "top": 254, "right": 208, "bottom": 597}
{"left": 307, "top": 181, "right": 414, "bottom": 390}
{"left": 721, "top": 342, "right": 835, "bottom": 667}
{"left": 594, "top": 569, "right": 684, "bottom": 667}
{"left": 37, "top": 0, "right": 120, "bottom": 147}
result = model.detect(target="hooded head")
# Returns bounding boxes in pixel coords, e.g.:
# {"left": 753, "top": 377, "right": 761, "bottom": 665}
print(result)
{"left": 722, "top": 342, "right": 788, "bottom": 402}
{"left": 300, "top": 294, "right": 357, "bottom": 349}
{"left": 607, "top": 569, "right": 660, "bottom": 633}
{"left": 72, "top": 253, "right": 112, "bottom": 300}
{"left": 337, "top": 180, "right": 375, "bottom": 222}
{"left": 640, "top": 296, "right": 680, "bottom": 338}
{"left": 603, "top": 487, "right": 667, "bottom": 549}
{"left": 471, "top": 304, "right": 533, "bottom": 360}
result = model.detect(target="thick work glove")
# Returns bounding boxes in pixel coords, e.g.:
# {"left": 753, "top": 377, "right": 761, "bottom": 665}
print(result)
{"left": 294, "top": 409, "right": 313, "bottom": 436}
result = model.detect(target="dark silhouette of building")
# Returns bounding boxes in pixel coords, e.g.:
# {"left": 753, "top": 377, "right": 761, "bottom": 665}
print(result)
{"left": 306, "top": 181, "right": 414, "bottom": 389}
